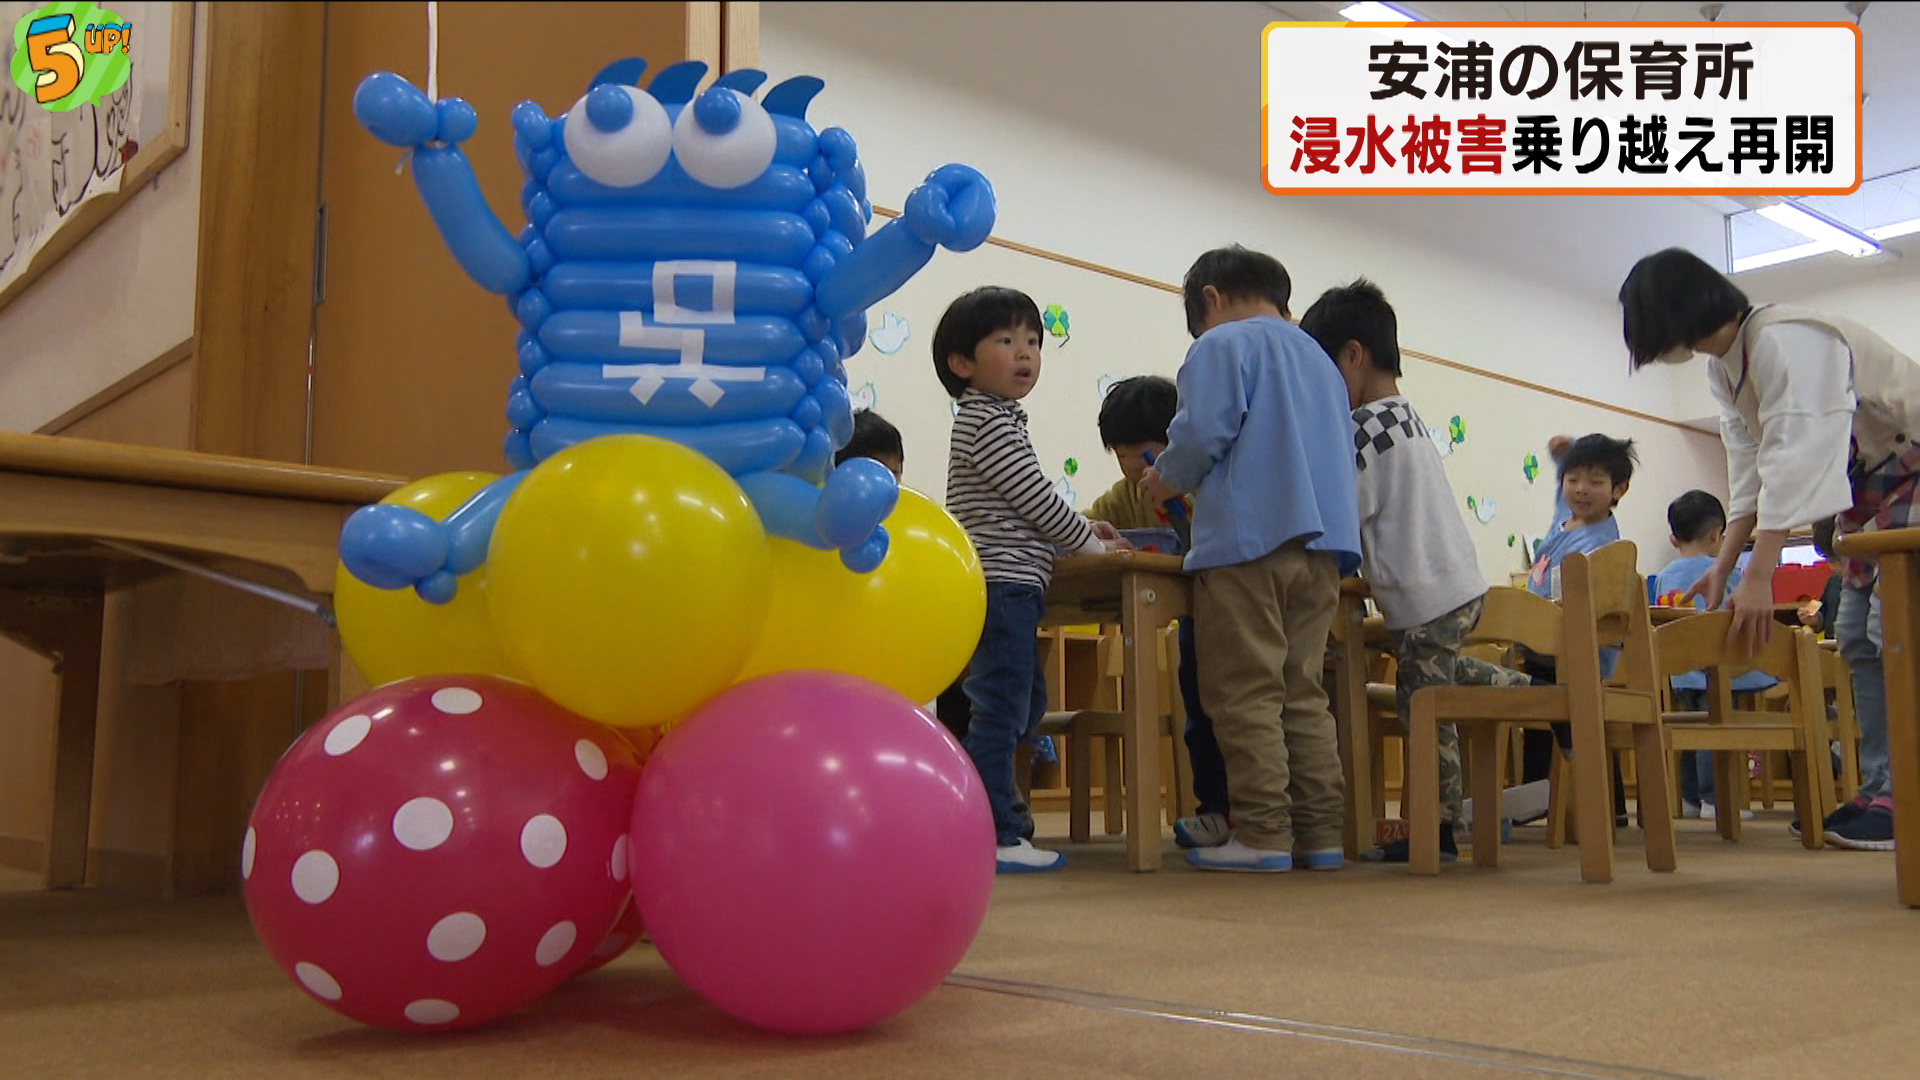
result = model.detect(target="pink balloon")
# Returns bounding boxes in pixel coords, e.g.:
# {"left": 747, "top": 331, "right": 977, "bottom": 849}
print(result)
{"left": 243, "top": 676, "right": 641, "bottom": 1032}
{"left": 568, "top": 893, "right": 646, "bottom": 979}
{"left": 630, "top": 672, "right": 994, "bottom": 1036}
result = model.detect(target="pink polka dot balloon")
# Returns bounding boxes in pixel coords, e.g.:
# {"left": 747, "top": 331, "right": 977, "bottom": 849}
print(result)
{"left": 243, "top": 676, "right": 640, "bottom": 1032}
{"left": 568, "top": 892, "right": 645, "bottom": 980}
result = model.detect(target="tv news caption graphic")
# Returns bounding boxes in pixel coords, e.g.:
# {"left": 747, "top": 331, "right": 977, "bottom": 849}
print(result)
{"left": 1262, "top": 21, "right": 1861, "bottom": 195}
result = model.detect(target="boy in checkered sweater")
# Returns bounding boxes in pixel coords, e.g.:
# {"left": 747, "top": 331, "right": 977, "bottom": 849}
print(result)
{"left": 1300, "top": 279, "right": 1529, "bottom": 863}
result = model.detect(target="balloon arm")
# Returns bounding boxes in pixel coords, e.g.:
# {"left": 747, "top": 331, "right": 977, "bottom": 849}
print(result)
{"left": 442, "top": 472, "right": 529, "bottom": 576}
{"left": 410, "top": 145, "right": 531, "bottom": 295}
{"left": 811, "top": 220, "right": 934, "bottom": 322}
{"left": 739, "top": 472, "right": 827, "bottom": 548}
{"left": 738, "top": 462, "right": 898, "bottom": 573}
{"left": 814, "top": 165, "right": 996, "bottom": 320}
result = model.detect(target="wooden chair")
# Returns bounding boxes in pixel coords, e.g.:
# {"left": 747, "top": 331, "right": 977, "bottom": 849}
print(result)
{"left": 1820, "top": 643, "right": 1862, "bottom": 801}
{"left": 1366, "top": 644, "right": 1517, "bottom": 823}
{"left": 1655, "top": 612, "right": 1834, "bottom": 848}
{"left": 1405, "top": 541, "right": 1678, "bottom": 883}
{"left": 1035, "top": 624, "right": 1192, "bottom": 842}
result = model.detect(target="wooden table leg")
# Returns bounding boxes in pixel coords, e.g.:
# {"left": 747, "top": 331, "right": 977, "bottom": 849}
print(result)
{"left": 0, "top": 587, "right": 105, "bottom": 891}
{"left": 1876, "top": 554, "right": 1920, "bottom": 908}
{"left": 1120, "top": 571, "right": 1179, "bottom": 872}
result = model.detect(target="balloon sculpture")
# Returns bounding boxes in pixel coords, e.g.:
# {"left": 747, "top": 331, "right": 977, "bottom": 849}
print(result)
{"left": 339, "top": 56, "right": 995, "bottom": 600}
{"left": 246, "top": 55, "right": 998, "bottom": 1041}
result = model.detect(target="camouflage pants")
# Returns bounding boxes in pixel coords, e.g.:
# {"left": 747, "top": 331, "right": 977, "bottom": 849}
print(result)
{"left": 1392, "top": 594, "right": 1531, "bottom": 825}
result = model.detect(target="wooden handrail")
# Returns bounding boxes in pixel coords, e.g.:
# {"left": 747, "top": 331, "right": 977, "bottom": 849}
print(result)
{"left": 1835, "top": 526, "right": 1920, "bottom": 557}
{"left": 0, "top": 431, "right": 406, "bottom": 505}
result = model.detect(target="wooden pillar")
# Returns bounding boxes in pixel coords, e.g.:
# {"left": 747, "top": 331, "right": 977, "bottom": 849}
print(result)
{"left": 310, "top": 2, "right": 699, "bottom": 479}
{"left": 191, "top": 1, "right": 326, "bottom": 463}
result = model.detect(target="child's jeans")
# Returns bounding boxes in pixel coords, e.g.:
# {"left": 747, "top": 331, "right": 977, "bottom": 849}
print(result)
{"left": 1836, "top": 579, "right": 1892, "bottom": 802}
{"left": 1176, "top": 615, "right": 1230, "bottom": 818}
{"left": 962, "top": 582, "right": 1050, "bottom": 847}
{"left": 1670, "top": 688, "right": 1718, "bottom": 806}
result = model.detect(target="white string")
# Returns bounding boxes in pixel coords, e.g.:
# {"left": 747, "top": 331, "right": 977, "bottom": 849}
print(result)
{"left": 426, "top": 1, "right": 439, "bottom": 102}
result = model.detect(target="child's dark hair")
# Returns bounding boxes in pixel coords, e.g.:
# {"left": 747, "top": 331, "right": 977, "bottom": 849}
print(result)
{"left": 1182, "top": 246, "right": 1292, "bottom": 339}
{"left": 1667, "top": 489, "right": 1727, "bottom": 544}
{"left": 932, "top": 286, "right": 1043, "bottom": 398}
{"left": 1297, "top": 278, "right": 1402, "bottom": 377}
{"left": 836, "top": 409, "right": 903, "bottom": 466}
{"left": 1811, "top": 516, "right": 1838, "bottom": 562}
{"left": 1097, "top": 376, "right": 1179, "bottom": 448}
{"left": 1619, "top": 248, "right": 1751, "bottom": 368}
{"left": 1560, "top": 433, "right": 1638, "bottom": 488}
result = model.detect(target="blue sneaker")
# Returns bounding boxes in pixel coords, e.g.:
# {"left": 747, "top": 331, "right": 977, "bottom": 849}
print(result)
{"left": 1185, "top": 837, "right": 1292, "bottom": 873}
{"left": 1792, "top": 796, "right": 1866, "bottom": 839}
{"left": 1295, "top": 847, "right": 1344, "bottom": 871}
{"left": 995, "top": 839, "right": 1066, "bottom": 874}
{"left": 1826, "top": 805, "right": 1895, "bottom": 851}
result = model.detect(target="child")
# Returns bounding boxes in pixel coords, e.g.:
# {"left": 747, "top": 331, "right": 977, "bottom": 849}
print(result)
{"left": 938, "top": 286, "right": 1126, "bottom": 874}
{"left": 1091, "top": 376, "right": 1190, "bottom": 529}
{"left": 1140, "top": 246, "right": 1361, "bottom": 873}
{"left": 1800, "top": 518, "right": 1842, "bottom": 640}
{"left": 1657, "top": 489, "right": 1770, "bottom": 821}
{"left": 1517, "top": 433, "right": 1639, "bottom": 822}
{"left": 1086, "top": 376, "right": 1231, "bottom": 849}
{"left": 1619, "top": 247, "right": 1901, "bottom": 850}
{"left": 1299, "top": 279, "right": 1530, "bottom": 863}
{"left": 836, "top": 409, "right": 905, "bottom": 481}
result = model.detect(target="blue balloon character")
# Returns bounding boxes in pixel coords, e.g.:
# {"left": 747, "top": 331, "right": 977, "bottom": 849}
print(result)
{"left": 340, "top": 59, "right": 996, "bottom": 602}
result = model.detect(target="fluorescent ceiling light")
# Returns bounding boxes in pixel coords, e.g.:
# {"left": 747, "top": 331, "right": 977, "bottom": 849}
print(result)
{"left": 1868, "top": 217, "right": 1920, "bottom": 241}
{"left": 1731, "top": 239, "right": 1831, "bottom": 274}
{"left": 1339, "top": 2, "right": 1419, "bottom": 20}
{"left": 1756, "top": 201, "right": 1881, "bottom": 258}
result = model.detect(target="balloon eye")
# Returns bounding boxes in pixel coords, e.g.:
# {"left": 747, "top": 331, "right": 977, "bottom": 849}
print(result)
{"left": 563, "top": 86, "right": 671, "bottom": 188}
{"left": 672, "top": 89, "right": 776, "bottom": 189}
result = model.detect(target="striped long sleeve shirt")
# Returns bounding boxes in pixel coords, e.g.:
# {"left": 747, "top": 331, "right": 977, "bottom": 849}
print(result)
{"left": 947, "top": 389, "right": 1102, "bottom": 588}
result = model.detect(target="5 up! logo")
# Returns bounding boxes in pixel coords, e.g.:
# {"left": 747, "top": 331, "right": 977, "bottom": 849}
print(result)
{"left": 9, "top": 3, "right": 132, "bottom": 112}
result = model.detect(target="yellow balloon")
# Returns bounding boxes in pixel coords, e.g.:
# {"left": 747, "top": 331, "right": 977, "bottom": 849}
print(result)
{"left": 738, "top": 487, "right": 986, "bottom": 703}
{"left": 486, "top": 436, "right": 772, "bottom": 729}
{"left": 333, "top": 472, "right": 527, "bottom": 687}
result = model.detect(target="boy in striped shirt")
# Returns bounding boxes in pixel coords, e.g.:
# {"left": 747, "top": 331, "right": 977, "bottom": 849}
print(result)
{"left": 939, "top": 286, "right": 1127, "bottom": 874}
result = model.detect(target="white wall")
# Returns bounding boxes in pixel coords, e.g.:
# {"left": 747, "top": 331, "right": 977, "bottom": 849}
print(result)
{"left": 760, "top": 1, "right": 1724, "bottom": 428}
{"left": 0, "top": 3, "right": 206, "bottom": 433}
{"left": 760, "top": 3, "right": 1731, "bottom": 579}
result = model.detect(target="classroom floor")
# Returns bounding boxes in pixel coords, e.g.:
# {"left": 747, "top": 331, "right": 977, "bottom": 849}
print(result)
{"left": 5, "top": 811, "right": 1916, "bottom": 1080}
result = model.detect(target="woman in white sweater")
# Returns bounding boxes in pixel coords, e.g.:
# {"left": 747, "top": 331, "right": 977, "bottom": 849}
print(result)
{"left": 1619, "top": 247, "right": 1917, "bottom": 851}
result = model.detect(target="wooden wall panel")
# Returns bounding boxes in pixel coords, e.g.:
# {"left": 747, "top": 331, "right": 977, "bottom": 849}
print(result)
{"left": 171, "top": 672, "right": 329, "bottom": 897}
{"left": 190, "top": 2, "right": 326, "bottom": 463}
{"left": 49, "top": 352, "right": 196, "bottom": 448}
{"left": 311, "top": 2, "right": 694, "bottom": 478}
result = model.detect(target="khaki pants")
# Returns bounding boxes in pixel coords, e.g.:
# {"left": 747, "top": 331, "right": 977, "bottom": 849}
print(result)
{"left": 1193, "top": 539, "right": 1344, "bottom": 851}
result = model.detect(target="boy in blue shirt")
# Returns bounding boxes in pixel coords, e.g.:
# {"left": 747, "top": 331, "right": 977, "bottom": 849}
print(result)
{"left": 1141, "top": 246, "right": 1362, "bottom": 873}
{"left": 1657, "top": 489, "right": 1771, "bottom": 821}
{"left": 1517, "top": 433, "right": 1639, "bottom": 821}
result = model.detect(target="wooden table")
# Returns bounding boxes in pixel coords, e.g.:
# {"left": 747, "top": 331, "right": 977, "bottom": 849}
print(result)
{"left": 1833, "top": 527, "right": 1920, "bottom": 908}
{"left": 1042, "top": 551, "right": 1190, "bottom": 871}
{"left": 0, "top": 431, "right": 402, "bottom": 889}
